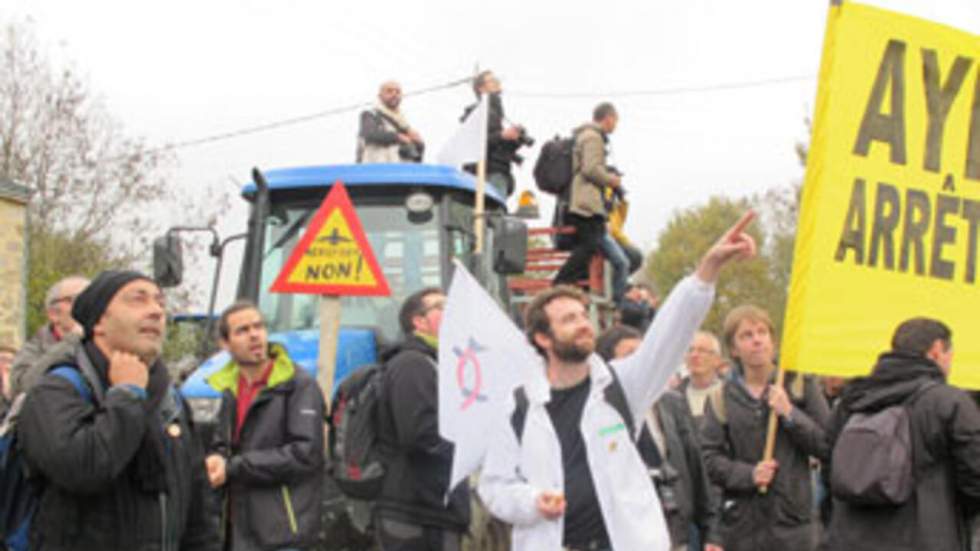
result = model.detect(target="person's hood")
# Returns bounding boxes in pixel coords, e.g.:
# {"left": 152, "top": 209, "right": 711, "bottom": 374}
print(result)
{"left": 380, "top": 333, "right": 436, "bottom": 363}
{"left": 207, "top": 342, "right": 296, "bottom": 394}
{"left": 840, "top": 351, "right": 944, "bottom": 413}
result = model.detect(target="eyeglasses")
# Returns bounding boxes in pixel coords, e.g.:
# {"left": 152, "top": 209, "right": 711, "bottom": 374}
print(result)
{"left": 687, "top": 346, "right": 719, "bottom": 355}
{"left": 50, "top": 295, "right": 77, "bottom": 307}
{"left": 421, "top": 300, "right": 445, "bottom": 315}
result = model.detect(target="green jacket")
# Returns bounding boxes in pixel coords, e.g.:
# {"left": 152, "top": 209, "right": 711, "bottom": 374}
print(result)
{"left": 207, "top": 342, "right": 297, "bottom": 395}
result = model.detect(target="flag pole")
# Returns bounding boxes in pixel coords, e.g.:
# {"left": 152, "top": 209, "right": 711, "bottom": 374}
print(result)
{"left": 759, "top": 364, "right": 787, "bottom": 494}
{"left": 474, "top": 155, "right": 487, "bottom": 254}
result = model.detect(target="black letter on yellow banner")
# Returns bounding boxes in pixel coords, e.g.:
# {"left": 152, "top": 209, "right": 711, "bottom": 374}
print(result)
{"left": 854, "top": 40, "right": 907, "bottom": 166}
{"left": 922, "top": 50, "right": 973, "bottom": 173}
{"left": 835, "top": 179, "right": 867, "bottom": 264}
{"left": 899, "top": 189, "right": 931, "bottom": 275}
{"left": 968, "top": 71, "right": 980, "bottom": 181}
{"left": 869, "top": 182, "right": 900, "bottom": 270}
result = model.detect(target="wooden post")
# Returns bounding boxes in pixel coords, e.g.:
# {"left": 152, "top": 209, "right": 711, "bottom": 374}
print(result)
{"left": 317, "top": 295, "right": 342, "bottom": 408}
{"left": 473, "top": 158, "right": 487, "bottom": 254}
{"left": 760, "top": 365, "right": 787, "bottom": 494}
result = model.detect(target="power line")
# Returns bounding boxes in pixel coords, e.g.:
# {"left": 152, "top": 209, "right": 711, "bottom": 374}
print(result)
{"left": 137, "top": 75, "right": 473, "bottom": 158}
{"left": 509, "top": 74, "right": 816, "bottom": 99}
{"left": 130, "top": 73, "right": 816, "bottom": 161}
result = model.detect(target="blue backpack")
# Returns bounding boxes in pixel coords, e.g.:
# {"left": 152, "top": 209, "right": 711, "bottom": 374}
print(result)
{"left": 0, "top": 366, "right": 94, "bottom": 551}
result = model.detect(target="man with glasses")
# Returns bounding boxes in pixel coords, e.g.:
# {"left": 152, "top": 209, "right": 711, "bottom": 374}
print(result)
{"left": 10, "top": 275, "right": 89, "bottom": 396}
{"left": 676, "top": 331, "right": 725, "bottom": 427}
{"left": 375, "top": 287, "right": 470, "bottom": 550}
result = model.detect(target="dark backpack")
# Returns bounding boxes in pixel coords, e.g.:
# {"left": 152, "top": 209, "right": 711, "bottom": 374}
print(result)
{"left": 510, "top": 368, "right": 635, "bottom": 442}
{"left": 533, "top": 135, "right": 576, "bottom": 196}
{"left": 1, "top": 366, "right": 95, "bottom": 551}
{"left": 327, "top": 362, "right": 389, "bottom": 500}
{"left": 830, "top": 381, "right": 939, "bottom": 506}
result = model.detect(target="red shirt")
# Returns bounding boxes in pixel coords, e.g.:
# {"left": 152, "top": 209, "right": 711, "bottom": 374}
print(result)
{"left": 235, "top": 361, "right": 273, "bottom": 440}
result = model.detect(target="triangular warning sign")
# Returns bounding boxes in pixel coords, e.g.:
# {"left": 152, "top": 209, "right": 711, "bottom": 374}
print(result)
{"left": 270, "top": 181, "right": 391, "bottom": 296}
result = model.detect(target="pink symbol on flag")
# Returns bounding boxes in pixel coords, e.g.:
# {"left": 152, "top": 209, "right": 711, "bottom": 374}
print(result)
{"left": 454, "top": 338, "right": 489, "bottom": 411}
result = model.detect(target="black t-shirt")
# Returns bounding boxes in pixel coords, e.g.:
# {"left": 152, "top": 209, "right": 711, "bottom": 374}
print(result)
{"left": 546, "top": 377, "right": 610, "bottom": 547}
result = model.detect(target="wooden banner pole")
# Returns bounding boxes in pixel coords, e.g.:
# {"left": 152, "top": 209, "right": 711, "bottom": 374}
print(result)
{"left": 317, "top": 295, "right": 342, "bottom": 409}
{"left": 759, "top": 365, "right": 787, "bottom": 494}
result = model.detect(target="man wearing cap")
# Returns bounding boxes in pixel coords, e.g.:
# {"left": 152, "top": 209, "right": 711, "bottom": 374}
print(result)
{"left": 10, "top": 275, "right": 89, "bottom": 396}
{"left": 16, "top": 270, "right": 220, "bottom": 551}
{"left": 204, "top": 300, "right": 325, "bottom": 551}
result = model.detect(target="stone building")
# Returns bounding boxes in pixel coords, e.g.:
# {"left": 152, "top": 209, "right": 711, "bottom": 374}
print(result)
{"left": 0, "top": 178, "right": 30, "bottom": 348}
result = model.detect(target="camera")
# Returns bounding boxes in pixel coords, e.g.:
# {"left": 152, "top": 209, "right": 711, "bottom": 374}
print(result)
{"left": 649, "top": 466, "right": 680, "bottom": 514}
{"left": 515, "top": 126, "right": 535, "bottom": 148}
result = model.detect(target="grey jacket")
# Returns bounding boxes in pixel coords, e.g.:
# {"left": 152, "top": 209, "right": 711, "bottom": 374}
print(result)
{"left": 639, "top": 390, "right": 722, "bottom": 547}
{"left": 10, "top": 325, "right": 77, "bottom": 397}
{"left": 700, "top": 372, "right": 830, "bottom": 551}
{"left": 568, "top": 123, "right": 618, "bottom": 218}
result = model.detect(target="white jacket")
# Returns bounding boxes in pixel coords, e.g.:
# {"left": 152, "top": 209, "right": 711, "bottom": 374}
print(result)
{"left": 478, "top": 275, "right": 714, "bottom": 551}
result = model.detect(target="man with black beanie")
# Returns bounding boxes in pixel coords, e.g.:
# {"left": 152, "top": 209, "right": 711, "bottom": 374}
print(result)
{"left": 16, "top": 270, "right": 220, "bottom": 551}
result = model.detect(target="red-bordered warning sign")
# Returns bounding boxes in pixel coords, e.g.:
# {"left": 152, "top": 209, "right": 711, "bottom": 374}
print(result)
{"left": 270, "top": 181, "right": 391, "bottom": 296}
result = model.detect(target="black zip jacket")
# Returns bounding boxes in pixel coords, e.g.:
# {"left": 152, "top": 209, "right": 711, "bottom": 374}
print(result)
{"left": 462, "top": 93, "right": 515, "bottom": 178}
{"left": 376, "top": 335, "right": 470, "bottom": 531}
{"left": 638, "top": 390, "right": 722, "bottom": 547}
{"left": 700, "top": 372, "right": 830, "bottom": 551}
{"left": 17, "top": 340, "right": 219, "bottom": 551}
{"left": 823, "top": 352, "right": 980, "bottom": 551}
{"left": 208, "top": 345, "right": 325, "bottom": 550}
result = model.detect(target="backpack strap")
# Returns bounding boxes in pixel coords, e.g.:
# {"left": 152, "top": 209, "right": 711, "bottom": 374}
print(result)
{"left": 73, "top": 348, "right": 106, "bottom": 404}
{"left": 707, "top": 382, "right": 727, "bottom": 425}
{"left": 603, "top": 367, "right": 636, "bottom": 437}
{"left": 374, "top": 109, "right": 410, "bottom": 134}
{"left": 48, "top": 366, "right": 94, "bottom": 404}
{"left": 510, "top": 369, "right": 636, "bottom": 444}
{"left": 905, "top": 380, "right": 940, "bottom": 407}
{"left": 510, "top": 386, "right": 530, "bottom": 444}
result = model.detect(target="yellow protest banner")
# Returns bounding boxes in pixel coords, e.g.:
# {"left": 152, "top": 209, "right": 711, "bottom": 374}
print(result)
{"left": 783, "top": 3, "right": 980, "bottom": 388}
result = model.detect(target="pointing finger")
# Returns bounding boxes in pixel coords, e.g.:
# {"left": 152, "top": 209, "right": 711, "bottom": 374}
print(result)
{"left": 725, "top": 210, "right": 756, "bottom": 242}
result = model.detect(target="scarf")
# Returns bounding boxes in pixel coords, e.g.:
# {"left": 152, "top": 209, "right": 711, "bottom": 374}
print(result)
{"left": 83, "top": 341, "right": 173, "bottom": 494}
{"left": 375, "top": 102, "right": 411, "bottom": 132}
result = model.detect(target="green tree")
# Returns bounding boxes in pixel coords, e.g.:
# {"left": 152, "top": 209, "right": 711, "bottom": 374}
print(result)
{"left": 646, "top": 196, "right": 785, "bottom": 338}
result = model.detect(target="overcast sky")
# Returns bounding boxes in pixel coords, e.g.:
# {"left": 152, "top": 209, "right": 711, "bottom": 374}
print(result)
{"left": 4, "top": 0, "right": 979, "bottom": 310}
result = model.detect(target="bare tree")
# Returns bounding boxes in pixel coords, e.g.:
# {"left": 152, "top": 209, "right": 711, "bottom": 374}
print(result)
{"left": 0, "top": 19, "right": 228, "bottom": 333}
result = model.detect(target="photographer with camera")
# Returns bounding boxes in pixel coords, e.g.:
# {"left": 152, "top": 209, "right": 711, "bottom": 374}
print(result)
{"left": 461, "top": 70, "right": 531, "bottom": 197}
{"left": 357, "top": 80, "right": 425, "bottom": 164}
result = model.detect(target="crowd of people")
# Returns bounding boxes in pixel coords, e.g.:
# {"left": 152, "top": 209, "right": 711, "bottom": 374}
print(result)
{"left": 0, "top": 73, "right": 979, "bottom": 551}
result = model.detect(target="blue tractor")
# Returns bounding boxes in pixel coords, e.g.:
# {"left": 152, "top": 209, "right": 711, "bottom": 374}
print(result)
{"left": 153, "top": 162, "right": 527, "bottom": 429}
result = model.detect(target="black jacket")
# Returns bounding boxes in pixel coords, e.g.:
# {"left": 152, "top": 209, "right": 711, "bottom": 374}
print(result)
{"left": 637, "top": 390, "right": 721, "bottom": 547}
{"left": 463, "top": 93, "right": 516, "bottom": 183}
{"left": 208, "top": 344, "right": 325, "bottom": 550}
{"left": 376, "top": 335, "right": 470, "bottom": 531}
{"left": 700, "top": 372, "right": 830, "bottom": 551}
{"left": 823, "top": 352, "right": 980, "bottom": 551}
{"left": 17, "top": 340, "right": 219, "bottom": 551}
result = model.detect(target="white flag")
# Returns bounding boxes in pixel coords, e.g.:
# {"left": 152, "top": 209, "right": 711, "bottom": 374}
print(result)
{"left": 438, "top": 260, "right": 541, "bottom": 492}
{"left": 436, "top": 95, "right": 488, "bottom": 167}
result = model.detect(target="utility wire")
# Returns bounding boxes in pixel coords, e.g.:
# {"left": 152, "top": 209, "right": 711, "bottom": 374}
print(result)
{"left": 509, "top": 74, "right": 816, "bottom": 99}
{"left": 129, "top": 73, "right": 816, "bottom": 161}
{"left": 135, "top": 75, "right": 473, "bottom": 158}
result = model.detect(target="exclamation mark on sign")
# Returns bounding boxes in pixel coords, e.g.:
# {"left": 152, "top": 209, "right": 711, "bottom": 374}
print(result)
{"left": 356, "top": 255, "right": 364, "bottom": 280}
